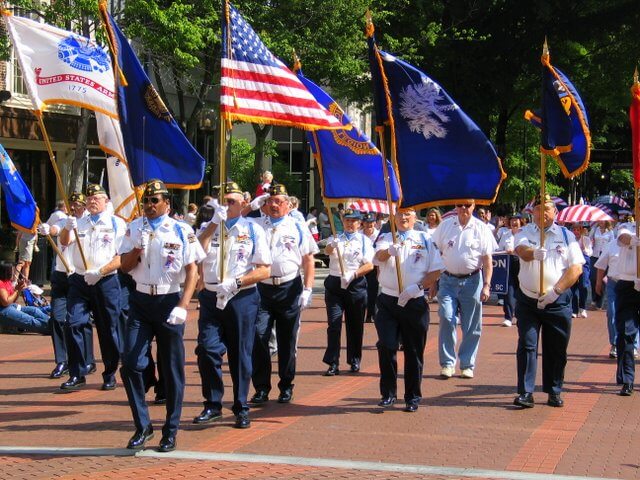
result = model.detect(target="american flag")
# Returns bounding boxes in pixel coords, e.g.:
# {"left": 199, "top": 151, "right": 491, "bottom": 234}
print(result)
{"left": 221, "top": 3, "right": 342, "bottom": 130}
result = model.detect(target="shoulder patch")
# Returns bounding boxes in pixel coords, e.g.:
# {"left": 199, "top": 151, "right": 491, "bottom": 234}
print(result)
{"left": 187, "top": 233, "right": 197, "bottom": 243}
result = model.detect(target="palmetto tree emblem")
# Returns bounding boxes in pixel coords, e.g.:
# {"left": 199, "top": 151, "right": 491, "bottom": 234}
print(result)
{"left": 399, "top": 78, "right": 458, "bottom": 140}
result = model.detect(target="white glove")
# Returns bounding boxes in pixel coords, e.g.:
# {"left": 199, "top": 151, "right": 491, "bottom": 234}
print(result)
{"left": 211, "top": 205, "right": 228, "bottom": 225}
{"left": 166, "top": 306, "right": 187, "bottom": 325}
{"left": 532, "top": 247, "right": 547, "bottom": 261}
{"left": 298, "top": 287, "right": 312, "bottom": 310}
{"left": 37, "top": 223, "right": 50, "bottom": 236}
{"left": 340, "top": 271, "right": 356, "bottom": 289}
{"left": 631, "top": 236, "right": 640, "bottom": 247}
{"left": 206, "top": 198, "right": 219, "bottom": 209}
{"left": 537, "top": 289, "right": 560, "bottom": 309}
{"left": 216, "top": 294, "right": 230, "bottom": 310}
{"left": 211, "top": 278, "right": 238, "bottom": 297}
{"left": 398, "top": 283, "right": 423, "bottom": 307}
{"left": 84, "top": 269, "right": 103, "bottom": 286}
{"left": 634, "top": 280, "right": 640, "bottom": 292}
{"left": 135, "top": 230, "right": 150, "bottom": 250}
{"left": 64, "top": 216, "right": 77, "bottom": 231}
{"left": 250, "top": 193, "right": 270, "bottom": 211}
{"left": 330, "top": 237, "right": 344, "bottom": 251}
{"left": 388, "top": 243, "right": 402, "bottom": 256}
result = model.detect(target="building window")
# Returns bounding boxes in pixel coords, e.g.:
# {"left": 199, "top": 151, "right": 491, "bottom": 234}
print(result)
{"left": 273, "top": 127, "right": 306, "bottom": 174}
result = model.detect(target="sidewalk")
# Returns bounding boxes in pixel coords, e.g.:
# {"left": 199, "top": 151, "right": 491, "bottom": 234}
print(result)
{"left": 0, "top": 289, "right": 636, "bottom": 479}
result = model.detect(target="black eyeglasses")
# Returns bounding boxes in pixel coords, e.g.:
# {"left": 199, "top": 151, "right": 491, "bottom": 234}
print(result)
{"left": 456, "top": 204, "right": 472, "bottom": 208}
{"left": 143, "top": 197, "right": 161, "bottom": 204}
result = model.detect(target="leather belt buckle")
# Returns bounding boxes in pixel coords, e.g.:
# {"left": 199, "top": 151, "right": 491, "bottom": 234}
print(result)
{"left": 272, "top": 277, "right": 282, "bottom": 286}
{"left": 150, "top": 285, "right": 157, "bottom": 296}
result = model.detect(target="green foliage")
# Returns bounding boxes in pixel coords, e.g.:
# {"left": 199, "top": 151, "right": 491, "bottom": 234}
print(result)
{"left": 230, "top": 137, "right": 279, "bottom": 193}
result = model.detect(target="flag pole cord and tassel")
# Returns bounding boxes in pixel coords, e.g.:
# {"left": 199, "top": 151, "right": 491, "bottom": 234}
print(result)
{"left": 35, "top": 113, "right": 89, "bottom": 270}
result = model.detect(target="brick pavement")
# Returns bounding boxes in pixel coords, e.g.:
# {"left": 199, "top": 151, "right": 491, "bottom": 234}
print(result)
{"left": 0, "top": 290, "right": 637, "bottom": 479}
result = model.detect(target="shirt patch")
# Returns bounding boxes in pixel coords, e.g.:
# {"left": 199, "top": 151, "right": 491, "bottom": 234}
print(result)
{"left": 187, "top": 233, "right": 196, "bottom": 243}
{"left": 164, "top": 243, "right": 181, "bottom": 250}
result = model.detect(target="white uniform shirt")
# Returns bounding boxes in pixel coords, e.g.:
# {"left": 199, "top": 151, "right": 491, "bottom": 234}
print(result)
{"left": 119, "top": 216, "right": 204, "bottom": 286}
{"left": 590, "top": 228, "right": 614, "bottom": 258}
{"left": 327, "top": 232, "right": 374, "bottom": 277}
{"left": 498, "top": 229, "right": 520, "bottom": 253}
{"left": 375, "top": 230, "right": 444, "bottom": 297}
{"left": 431, "top": 216, "right": 497, "bottom": 275}
{"left": 576, "top": 235, "right": 593, "bottom": 257}
{"left": 200, "top": 217, "right": 271, "bottom": 285}
{"left": 253, "top": 216, "right": 319, "bottom": 280}
{"left": 514, "top": 223, "right": 585, "bottom": 298}
{"left": 614, "top": 223, "right": 638, "bottom": 281}
{"left": 46, "top": 211, "right": 88, "bottom": 274}
{"left": 68, "top": 211, "right": 126, "bottom": 274}
{"left": 594, "top": 238, "right": 622, "bottom": 281}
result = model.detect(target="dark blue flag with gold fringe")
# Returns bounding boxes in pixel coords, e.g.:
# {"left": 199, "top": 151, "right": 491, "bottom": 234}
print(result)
{"left": 367, "top": 23, "right": 505, "bottom": 209}
{"left": 524, "top": 46, "right": 590, "bottom": 178}
{"left": 0, "top": 144, "right": 39, "bottom": 233}
{"left": 99, "top": 4, "right": 205, "bottom": 188}
{"left": 295, "top": 70, "right": 399, "bottom": 202}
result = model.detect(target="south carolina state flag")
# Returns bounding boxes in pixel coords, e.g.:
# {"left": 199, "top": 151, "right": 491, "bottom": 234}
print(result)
{"left": 367, "top": 25, "right": 505, "bottom": 209}
{"left": 0, "top": 145, "right": 39, "bottom": 233}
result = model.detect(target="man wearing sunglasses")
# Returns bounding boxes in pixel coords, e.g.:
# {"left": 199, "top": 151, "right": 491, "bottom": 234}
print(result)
{"left": 195, "top": 182, "right": 271, "bottom": 429}
{"left": 431, "top": 199, "right": 497, "bottom": 380}
{"left": 59, "top": 184, "right": 126, "bottom": 393}
{"left": 512, "top": 194, "right": 583, "bottom": 408}
{"left": 118, "top": 179, "right": 202, "bottom": 451}
{"left": 249, "top": 183, "right": 318, "bottom": 406}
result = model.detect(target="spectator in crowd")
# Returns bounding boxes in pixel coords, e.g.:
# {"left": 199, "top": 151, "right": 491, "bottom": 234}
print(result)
{"left": 332, "top": 204, "right": 345, "bottom": 235}
{"left": 425, "top": 208, "right": 442, "bottom": 240}
{"left": 497, "top": 213, "right": 523, "bottom": 327}
{"left": 15, "top": 228, "right": 37, "bottom": 282}
{"left": 318, "top": 207, "right": 331, "bottom": 239}
{"left": 307, "top": 206, "right": 320, "bottom": 242}
{"left": 185, "top": 203, "right": 198, "bottom": 227}
{"left": 589, "top": 220, "right": 613, "bottom": 309}
{"left": 255, "top": 170, "right": 273, "bottom": 197}
{"left": 288, "top": 196, "right": 306, "bottom": 224}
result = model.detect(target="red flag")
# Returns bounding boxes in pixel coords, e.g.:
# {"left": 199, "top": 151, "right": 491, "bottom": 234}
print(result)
{"left": 631, "top": 80, "right": 640, "bottom": 187}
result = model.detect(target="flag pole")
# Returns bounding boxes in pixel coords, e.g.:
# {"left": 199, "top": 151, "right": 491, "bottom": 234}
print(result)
{"left": 366, "top": 11, "right": 403, "bottom": 292}
{"left": 634, "top": 67, "right": 640, "bottom": 280}
{"left": 35, "top": 113, "right": 89, "bottom": 270}
{"left": 538, "top": 39, "right": 549, "bottom": 295}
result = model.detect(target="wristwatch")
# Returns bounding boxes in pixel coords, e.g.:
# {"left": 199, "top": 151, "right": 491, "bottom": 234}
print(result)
{"left": 553, "top": 285, "right": 563, "bottom": 295}
{"left": 417, "top": 282, "right": 424, "bottom": 290}
{"left": 235, "top": 277, "right": 243, "bottom": 289}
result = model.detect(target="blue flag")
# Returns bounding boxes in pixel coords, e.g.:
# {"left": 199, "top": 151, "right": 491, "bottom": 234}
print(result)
{"left": 99, "top": 5, "right": 205, "bottom": 188}
{"left": 0, "top": 145, "right": 39, "bottom": 233}
{"left": 525, "top": 53, "right": 590, "bottom": 178}
{"left": 295, "top": 71, "right": 399, "bottom": 201}
{"left": 367, "top": 35, "right": 505, "bottom": 209}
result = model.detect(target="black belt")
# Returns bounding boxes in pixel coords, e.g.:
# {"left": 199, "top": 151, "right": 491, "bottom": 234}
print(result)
{"left": 444, "top": 269, "right": 480, "bottom": 279}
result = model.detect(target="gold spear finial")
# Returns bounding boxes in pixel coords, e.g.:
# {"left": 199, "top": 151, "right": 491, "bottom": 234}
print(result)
{"left": 292, "top": 49, "right": 301, "bottom": 73}
{"left": 365, "top": 9, "right": 374, "bottom": 38}
{"left": 634, "top": 66, "right": 639, "bottom": 86}
{"left": 542, "top": 36, "right": 549, "bottom": 56}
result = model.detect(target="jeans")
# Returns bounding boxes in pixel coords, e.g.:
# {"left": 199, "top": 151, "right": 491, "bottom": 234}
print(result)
{"left": 437, "top": 271, "right": 483, "bottom": 370}
{"left": 0, "top": 304, "right": 51, "bottom": 334}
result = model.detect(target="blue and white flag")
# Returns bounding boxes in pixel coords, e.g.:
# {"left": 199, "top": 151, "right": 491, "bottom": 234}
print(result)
{"left": 367, "top": 27, "right": 505, "bottom": 209}
{"left": 0, "top": 145, "right": 39, "bottom": 233}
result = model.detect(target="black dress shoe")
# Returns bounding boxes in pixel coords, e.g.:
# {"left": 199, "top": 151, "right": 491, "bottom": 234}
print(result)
{"left": 86, "top": 363, "right": 97, "bottom": 375}
{"left": 513, "top": 392, "right": 535, "bottom": 408}
{"left": 158, "top": 436, "right": 176, "bottom": 452}
{"left": 60, "top": 376, "right": 86, "bottom": 391}
{"left": 50, "top": 363, "right": 68, "bottom": 379}
{"left": 547, "top": 393, "right": 564, "bottom": 407}
{"left": 154, "top": 395, "right": 167, "bottom": 405}
{"left": 250, "top": 390, "right": 269, "bottom": 404}
{"left": 126, "top": 426, "right": 154, "bottom": 450}
{"left": 620, "top": 383, "right": 634, "bottom": 396}
{"left": 192, "top": 408, "right": 222, "bottom": 424}
{"left": 101, "top": 379, "right": 117, "bottom": 391}
{"left": 377, "top": 396, "right": 396, "bottom": 408}
{"left": 234, "top": 412, "right": 251, "bottom": 429}
{"left": 404, "top": 403, "right": 419, "bottom": 412}
{"left": 350, "top": 360, "right": 360, "bottom": 373}
{"left": 324, "top": 364, "right": 339, "bottom": 376}
{"left": 278, "top": 388, "right": 293, "bottom": 403}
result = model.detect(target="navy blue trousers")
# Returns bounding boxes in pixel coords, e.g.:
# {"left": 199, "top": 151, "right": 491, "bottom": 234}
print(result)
{"left": 515, "top": 289, "right": 572, "bottom": 395}
{"left": 322, "top": 275, "right": 367, "bottom": 366}
{"left": 66, "top": 273, "right": 121, "bottom": 380}
{"left": 365, "top": 268, "right": 378, "bottom": 319}
{"left": 120, "top": 291, "right": 184, "bottom": 438}
{"left": 374, "top": 293, "right": 429, "bottom": 404}
{"left": 197, "top": 288, "right": 259, "bottom": 415}
{"left": 253, "top": 277, "right": 303, "bottom": 393}
{"left": 615, "top": 280, "right": 640, "bottom": 385}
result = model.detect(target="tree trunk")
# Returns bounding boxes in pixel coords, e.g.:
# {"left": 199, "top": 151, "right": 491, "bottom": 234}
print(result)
{"left": 172, "top": 65, "right": 185, "bottom": 128}
{"left": 252, "top": 123, "right": 272, "bottom": 181}
{"left": 68, "top": 108, "right": 90, "bottom": 194}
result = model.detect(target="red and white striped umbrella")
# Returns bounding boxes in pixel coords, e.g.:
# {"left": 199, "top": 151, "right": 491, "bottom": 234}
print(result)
{"left": 595, "top": 195, "right": 630, "bottom": 208}
{"left": 348, "top": 199, "right": 393, "bottom": 215}
{"left": 555, "top": 204, "right": 614, "bottom": 223}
